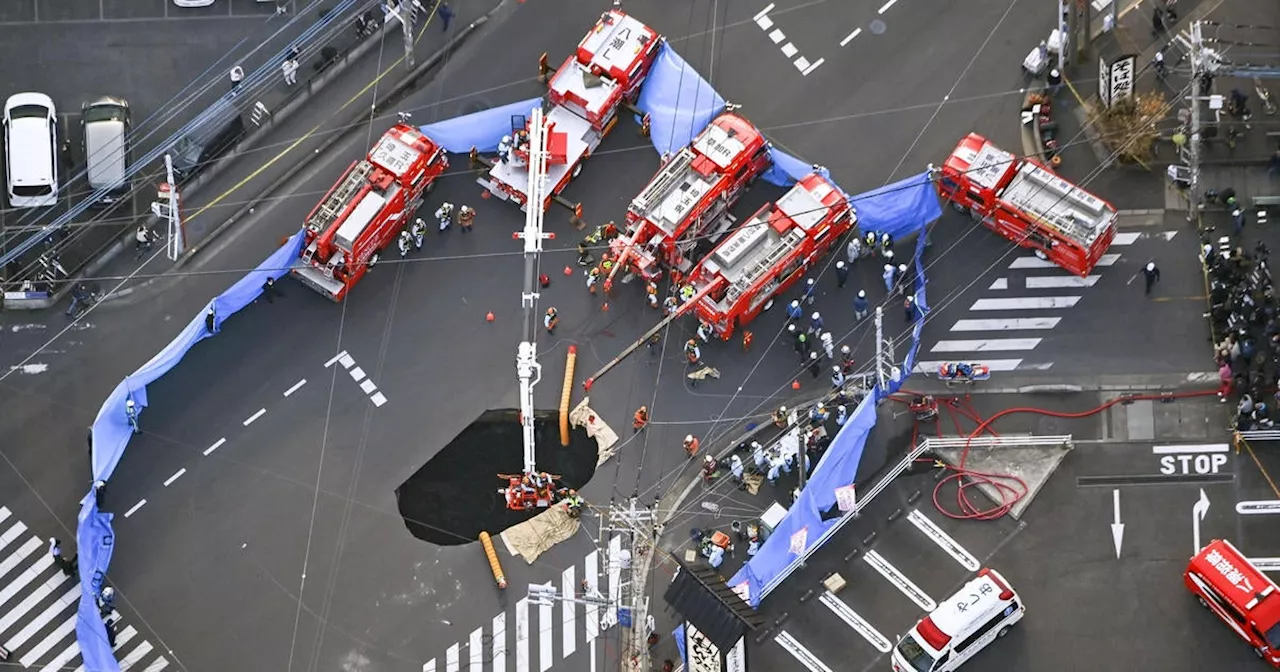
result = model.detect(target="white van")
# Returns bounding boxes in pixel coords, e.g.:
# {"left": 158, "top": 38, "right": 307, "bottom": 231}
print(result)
{"left": 82, "top": 96, "right": 132, "bottom": 204}
{"left": 4, "top": 92, "right": 59, "bottom": 208}
{"left": 891, "top": 568, "right": 1024, "bottom": 672}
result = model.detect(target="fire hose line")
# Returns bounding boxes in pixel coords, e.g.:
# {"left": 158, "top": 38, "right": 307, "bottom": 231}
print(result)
{"left": 888, "top": 388, "right": 1220, "bottom": 521}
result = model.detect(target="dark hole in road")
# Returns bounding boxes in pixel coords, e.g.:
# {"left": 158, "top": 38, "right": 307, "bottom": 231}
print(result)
{"left": 395, "top": 408, "right": 598, "bottom": 545}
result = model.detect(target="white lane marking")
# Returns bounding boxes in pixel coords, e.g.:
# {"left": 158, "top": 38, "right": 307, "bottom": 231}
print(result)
{"left": 863, "top": 550, "right": 937, "bottom": 611}
{"left": 584, "top": 550, "right": 600, "bottom": 642}
{"left": 1111, "top": 232, "right": 1141, "bottom": 246}
{"left": 539, "top": 592, "right": 554, "bottom": 672}
{"left": 118, "top": 640, "right": 154, "bottom": 671}
{"left": 243, "top": 408, "right": 267, "bottom": 426}
{"left": 0, "top": 507, "right": 8, "bottom": 525}
{"left": 754, "top": 3, "right": 775, "bottom": 21}
{"left": 913, "top": 359, "right": 1024, "bottom": 373}
{"left": 840, "top": 27, "right": 862, "bottom": 46}
{"left": 0, "top": 573, "right": 64, "bottom": 638}
{"left": 0, "top": 553, "right": 55, "bottom": 610}
{"left": 283, "top": 379, "right": 307, "bottom": 396}
{"left": 492, "top": 612, "right": 506, "bottom": 671}
{"left": 950, "top": 317, "right": 1061, "bottom": 331}
{"left": 768, "top": 29, "right": 786, "bottom": 44}
{"left": 359, "top": 379, "right": 377, "bottom": 394}
{"left": 469, "top": 627, "right": 483, "bottom": 671}
{"left": 877, "top": 0, "right": 899, "bottom": 13}
{"left": 930, "top": 338, "right": 1042, "bottom": 352}
{"left": 124, "top": 500, "right": 147, "bottom": 518}
{"left": 801, "top": 58, "right": 825, "bottom": 75}
{"left": 988, "top": 277, "right": 1008, "bottom": 290}
{"left": 1237, "top": 501, "right": 1280, "bottom": 515}
{"left": 370, "top": 392, "right": 388, "bottom": 407}
{"left": 755, "top": 15, "right": 773, "bottom": 29}
{"left": 43, "top": 635, "right": 85, "bottom": 672}
{"left": 0, "top": 519, "right": 27, "bottom": 553}
{"left": 907, "top": 509, "right": 980, "bottom": 571}
{"left": 515, "top": 597, "right": 530, "bottom": 672}
{"left": 423, "top": 660, "right": 436, "bottom": 672}
{"left": 323, "top": 350, "right": 349, "bottom": 368}
{"left": 774, "top": 630, "right": 834, "bottom": 672}
{"left": 203, "top": 438, "right": 227, "bottom": 456}
{"left": 445, "top": 643, "right": 459, "bottom": 672}
{"left": 7, "top": 583, "right": 78, "bottom": 654}
{"left": 0, "top": 537, "right": 42, "bottom": 583}
{"left": 562, "top": 565, "right": 576, "bottom": 657}
{"left": 970, "top": 296, "right": 1080, "bottom": 310}
{"left": 163, "top": 468, "right": 186, "bottom": 487}
{"left": 337, "top": 353, "right": 355, "bottom": 369}
{"left": 350, "top": 366, "right": 366, "bottom": 382}
{"left": 780, "top": 42, "right": 798, "bottom": 57}
{"left": 1026, "top": 275, "right": 1100, "bottom": 288}
{"left": 1152, "top": 443, "right": 1230, "bottom": 454}
{"left": 1010, "top": 253, "right": 1120, "bottom": 269}
{"left": 19, "top": 610, "right": 78, "bottom": 668}
{"left": 817, "top": 592, "right": 892, "bottom": 653}
{"left": 143, "top": 658, "right": 170, "bottom": 672}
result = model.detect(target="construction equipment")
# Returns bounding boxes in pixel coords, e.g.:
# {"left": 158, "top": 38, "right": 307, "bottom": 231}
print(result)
{"left": 473, "top": 9, "right": 663, "bottom": 212}
{"left": 607, "top": 110, "right": 773, "bottom": 285}
{"left": 291, "top": 120, "right": 447, "bottom": 301}
{"left": 935, "top": 133, "right": 1117, "bottom": 276}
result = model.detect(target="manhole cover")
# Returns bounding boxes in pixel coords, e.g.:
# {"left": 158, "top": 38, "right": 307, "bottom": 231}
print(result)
{"left": 869, "top": 19, "right": 887, "bottom": 35}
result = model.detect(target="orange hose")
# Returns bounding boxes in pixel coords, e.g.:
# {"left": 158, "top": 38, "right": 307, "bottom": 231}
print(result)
{"left": 561, "top": 345, "right": 577, "bottom": 446}
{"left": 479, "top": 531, "right": 507, "bottom": 589}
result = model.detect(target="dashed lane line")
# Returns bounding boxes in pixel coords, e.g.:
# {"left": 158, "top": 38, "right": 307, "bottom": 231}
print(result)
{"left": 123, "top": 500, "right": 147, "bottom": 518}
{"left": 203, "top": 438, "right": 227, "bottom": 456}
{"left": 243, "top": 408, "right": 267, "bottom": 426}
{"left": 839, "top": 27, "right": 861, "bottom": 47}
{"left": 877, "top": 0, "right": 900, "bottom": 14}
{"left": 162, "top": 468, "right": 186, "bottom": 488}
{"left": 283, "top": 379, "right": 307, "bottom": 397}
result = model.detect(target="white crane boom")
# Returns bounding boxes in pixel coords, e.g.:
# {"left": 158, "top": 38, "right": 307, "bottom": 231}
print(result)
{"left": 514, "top": 107, "right": 554, "bottom": 476}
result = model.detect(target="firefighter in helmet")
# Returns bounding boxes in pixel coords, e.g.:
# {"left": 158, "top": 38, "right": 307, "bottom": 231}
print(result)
{"left": 663, "top": 294, "right": 679, "bottom": 316}
{"left": 880, "top": 233, "right": 894, "bottom": 259}
{"left": 497, "top": 134, "right": 513, "bottom": 163}
{"left": 587, "top": 267, "right": 601, "bottom": 294}
{"left": 685, "top": 339, "right": 701, "bottom": 365}
{"left": 410, "top": 217, "right": 427, "bottom": 249}
{"left": 680, "top": 284, "right": 696, "bottom": 303}
{"left": 435, "top": 202, "right": 455, "bottom": 232}
{"left": 397, "top": 229, "right": 413, "bottom": 257}
{"left": 544, "top": 307, "right": 559, "bottom": 334}
{"left": 646, "top": 282, "right": 659, "bottom": 308}
{"left": 564, "top": 489, "right": 584, "bottom": 518}
{"left": 863, "top": 230, "right": 877, "bottom": 250}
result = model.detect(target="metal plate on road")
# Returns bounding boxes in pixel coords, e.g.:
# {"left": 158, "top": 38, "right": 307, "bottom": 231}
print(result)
{"left": 907, "top": 509, "right": 980, "bottom": 571}
{"left": 863, "top": 550, "right": 937, "bottom": 612}
{"left": 1237, "top": 501, "right": 1280, "bottom": 515}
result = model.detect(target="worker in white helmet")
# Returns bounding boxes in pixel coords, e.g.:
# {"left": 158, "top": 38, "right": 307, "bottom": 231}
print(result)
{"left": 853, "top": 290, "right": 869, "bottom": 321}
{"left": 497, "top": 134, "right": 513, "bottom": 163}
{"left": 786, "top": 299, "right": 803, "bottom": 322}
{"left": 809, "top": 311, "right": 824, "bottom": 335}
{"left": 435, "top": 202, "right": 454, "bottom": 232}
{"left": 410, "top": 217, "right": 427, "bottom": 249}
{"left": 125, "top": 399, "right": 140, "bottom": 434}
{"left": 397, "top": 229, "right": 413, "bottom": 257}
{"left": 820, "top": 331, "right": 834, "bottom": 360}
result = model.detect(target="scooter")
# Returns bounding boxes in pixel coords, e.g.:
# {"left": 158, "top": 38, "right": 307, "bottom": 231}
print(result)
{"left": 938, "top": 362, "right": 991, "bottom": 384}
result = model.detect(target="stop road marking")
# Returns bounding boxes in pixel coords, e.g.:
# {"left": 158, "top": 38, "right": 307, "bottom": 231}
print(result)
{"left": 1154, "top": 444, "right": 1231, "bottom": 476}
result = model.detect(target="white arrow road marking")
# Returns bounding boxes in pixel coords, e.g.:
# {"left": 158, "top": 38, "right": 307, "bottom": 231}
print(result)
{"left": 1237, "top": 501, "right": 1280, "bottom": 515}
{"left": 864, "top": 550, "right": 936, "bottom": 611}
{"left": 818, "top": 592, "right": 892, "bottom": 653}
{"left": 907, "top": 510, "right": 979, "bottom": 571}
{"left": 1111, "top": 489, "right": 1125, "bottom": 559}
{"left": 1193, "top": 489, "right": 1211, "bottom": 555}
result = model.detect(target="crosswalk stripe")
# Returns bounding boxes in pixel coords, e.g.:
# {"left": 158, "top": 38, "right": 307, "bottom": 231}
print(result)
{"left": 43, "top": 636, "right": 83, "bottom": 672}
{"left": 817, "top": 592, "right": 892, "bottom": 653}
{"left": 0, "top": 572, "right": 63, "bottom": 636}
{"left": 913, "top": 359, "right": 1024, "bottom": 373}
{"left": 930, "top": 338, "right": 1041, "bottom": 353}
{"left": 0, "top": 507, "right": 10, "bottom": 526}
{"left": 515, "top": 597, "right": 530, "bottom": 672}
{"left": 774, "top": 630, "right": 834, "bottom": 672}
{"left": 422, "top": 661, "right": 436, "bottom": 672}
{"left": 970, "top": 296, "right": 1080, "bottom": 310}
{"left": 492, "top": 612, "right": 506, "bottom": 671}
{"left": 1026, "top": 275, "right": 1099, "bottom": 288}
{"left": 118, "top": 640, "right": 153, "bottom": 671}
{"left": 143, "top": 657, "right": 170, "bottom": 672}
{"left": 72, "top": 625, "right": 137, "bottom": 672}
{"left": 468, "top": 627, "right": 483, "bottom": 671}
{"left": 18, "top": 609, "right": 77, "bottom": 668}
{"left": 0, "top": 520, "right": 28, "bottom": 552}
{"left": 0, "top": 536, "right": 41, "bottom": 584}
{"left": 988, "top": 278, "right": 1008, "bottom": 290}
{"left": 562, "top": 565, "right": 576, "bottom": 657}
{"left": 1111, "top": 232, "right": 1140, "bottom": 246}
{"left": 5, "top": 582, "right": 78, "bottom": 648}
{"left": 1008, "top": 252, "right": 1120, "bottom": 269}
{"left": 539, "top": 594, "right": 553, "bottom": 672}
{"left": 950, "top": 317, "right": 1060, "bottom": 331}
{"left": 445, "top": 643, "right": 459, "bottom": 672}
{"left": 0, "top": 552, "right": 55, "bottom": 611}
{"left": 584, "top": 550, "right": 599, "bottom": 642}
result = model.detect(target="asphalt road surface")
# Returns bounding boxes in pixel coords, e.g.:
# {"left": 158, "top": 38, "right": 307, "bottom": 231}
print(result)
{"left": 0, "top": 0, "right": 1236, "bottom": 670}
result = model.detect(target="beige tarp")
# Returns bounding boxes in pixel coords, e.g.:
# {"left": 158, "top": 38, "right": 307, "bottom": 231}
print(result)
{"left": 501, "top": 505, "right": 580, "bottom": 564}
{"left": 570, "top": 397, "right": 619, "bottom": 466}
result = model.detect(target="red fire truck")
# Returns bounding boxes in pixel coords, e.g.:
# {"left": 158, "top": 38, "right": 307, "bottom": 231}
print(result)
{"left": 936, "top": 133, "right": 1117, "bottom": 277}
{"left": 609, "top": 112, "right": 772, "bottom": 283}
{"left": 686, "top": 172, "right": 854, "bottom": 339}
{"left": 291, "top": 123, "right": 447, "bottom": 301}
{"left": 1186, "top": 539, "right": 1280, "bottom": 667}
{"left": 474, "top": 9, "right": 662, "bottom": 211}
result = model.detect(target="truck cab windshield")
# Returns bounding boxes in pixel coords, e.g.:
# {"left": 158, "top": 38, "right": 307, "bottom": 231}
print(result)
{"left": 1265, "top": 622, "right": 1280, "bottom": 651}
{"left": 896, "top": 635, "right": 935, "bottom": 672}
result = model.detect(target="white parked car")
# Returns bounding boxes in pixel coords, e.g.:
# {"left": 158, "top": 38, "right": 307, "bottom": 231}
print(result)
{"left": 4, "top": 92, "right": 59, "bottom": 208}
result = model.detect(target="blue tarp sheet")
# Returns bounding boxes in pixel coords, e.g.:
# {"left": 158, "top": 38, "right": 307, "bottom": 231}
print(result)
{"left": 636, "top": 45, "right": 725, "bottom": 156}
{"left": 78, "top": 230, "right": 306, "bottom": 670}
{"left": 851, "top": 171, "right": 945, "bottom": 242}
{"left": 418, "top": 97, "right": 543, "bottom": 154}
{"left": 674, "top": 625, "right": 687, "bottom": 667}
{"left": 762, "top": 149, "right": 812, "bottom": 188}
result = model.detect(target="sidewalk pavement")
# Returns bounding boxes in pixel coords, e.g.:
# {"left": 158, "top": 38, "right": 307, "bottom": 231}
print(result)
{"left": 15, "top": 0, "right": 501, "bottom": 310}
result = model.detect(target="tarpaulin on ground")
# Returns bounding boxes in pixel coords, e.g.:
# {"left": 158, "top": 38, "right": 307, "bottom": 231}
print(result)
{"left": 636, "top": 45, "right": 725, "bottom": 156}
{"left": 728, "top": 391, "right": 878, "bottom": 607}
{"left": 851, "top": 171, "right": 943, "bottom": 241}
{"left": 418, "top": 97, "right": 543, "bottom": 154}
{"left": 79, "top": 229, "right": 306, "bottom": 669}
{"left": 674, "top": 625, "right": 687, "bottom": 667}
{"left": 761, "top": 148, "right": 813, "bottom": 188}
{"left": 75, "top": 492, "right": 115, "bottom": 672}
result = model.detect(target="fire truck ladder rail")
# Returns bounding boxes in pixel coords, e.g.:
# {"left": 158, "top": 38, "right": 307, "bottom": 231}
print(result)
{"left": 632, "top": 150, "right": 694, "bottom": 217}
{"left": 312, "top": 161, "right": 375, "bottom": 233}
{"left": 724, "top": 229, "right": 805, "bottom": 306}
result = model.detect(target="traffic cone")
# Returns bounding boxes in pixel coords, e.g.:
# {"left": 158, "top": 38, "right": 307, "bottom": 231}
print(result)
{"left": 792, "top": 380, "right": 800, "bottom": 390}
{"left": 486, "top": 312, "right": 495, "bottom": 322}
{"left": 564, "top": 266, "right": 573, "bottom": 276}
{"left": 481, "top": 190, "right": 491, "bottom": 199}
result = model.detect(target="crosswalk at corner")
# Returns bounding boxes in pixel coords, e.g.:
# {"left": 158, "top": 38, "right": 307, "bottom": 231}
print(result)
{"left": 422, "top": 536, "right": 624, "bottom": 672}
{"left": 917, "top": 228, "right": 1170, "bottom": 373}
{"left": 0, "top": 506, "right": 170, "bottom": 671}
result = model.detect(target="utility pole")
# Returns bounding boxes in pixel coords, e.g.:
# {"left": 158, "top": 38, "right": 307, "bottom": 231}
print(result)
{"left": 1186, "top": 20, "right": 1205, "bottom": 222}
{"left": 384, "top": 0, "right": 417, "bottom": 68}
{"left": 603, "top": 497, "right": 658, "bottom": 672}
{"left": 151, "top": 154, "right": 183, "bottom": 261}
{"left": 873, "top": 306, "right": 887, "bottom": 391}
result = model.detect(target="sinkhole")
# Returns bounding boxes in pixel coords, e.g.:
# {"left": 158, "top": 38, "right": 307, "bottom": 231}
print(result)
{"left": 395, "top": 409, "right": 599, "bottom": 546}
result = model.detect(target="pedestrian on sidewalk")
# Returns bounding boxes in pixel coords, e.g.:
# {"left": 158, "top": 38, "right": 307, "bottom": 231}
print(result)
{"left": 229, "top": 65, "right": 245, "bottom": 95}
{"left": 49, "top": 538, "right": 76, "bottom": 577}
{"left": 125, "top": 399, "right": 140, "bottom": 434}
{"left": 1142, "top": 262, "right": 1161, "bottom": 296}
{"left": 281, "top": 58, "right": 299, "bottom": 86}
{"left": 834, "top": 261, "right": 849, "bottom": 288}
{"left": 437, "top": 1, "right": 454, "bottom": 31}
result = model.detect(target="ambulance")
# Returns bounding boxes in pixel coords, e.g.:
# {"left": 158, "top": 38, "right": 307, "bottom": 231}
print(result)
{"left": 891, "top": 568, "right": 1024, "bottom": 672}
{"left": 1185, "top": 539, "right": 1280, "bottom": 666}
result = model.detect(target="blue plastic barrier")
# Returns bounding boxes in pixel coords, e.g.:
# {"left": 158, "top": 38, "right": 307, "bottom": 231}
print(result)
{"left": 418, "top": 97, "right": 543, "bottom": 154}
{"left": 636, "top": 45, "right": 726, "bottom": 156}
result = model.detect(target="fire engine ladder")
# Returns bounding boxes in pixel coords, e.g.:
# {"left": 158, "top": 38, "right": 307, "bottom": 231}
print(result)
{"left": 311, "top": 161, "right": 375, "bottom": 238}
{"left": 723, "top": 229, "right": 805, "bottom": 307}
{"left": 632, "top": 151, "right": 694, "bottom": 217}
{"left": 1036, "top": 209, "right": 1092, "bottom": 244}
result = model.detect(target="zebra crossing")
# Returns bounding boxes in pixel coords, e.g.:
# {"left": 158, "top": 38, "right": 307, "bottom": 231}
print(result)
{"left": 422, "top": 536, "right": 625, "bottom": 672}
{"left": 0, "top": 507, "right": 169, "bottom": 671}
{"left": 916, "top": 231, "right": 1148, "bottom": 373}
